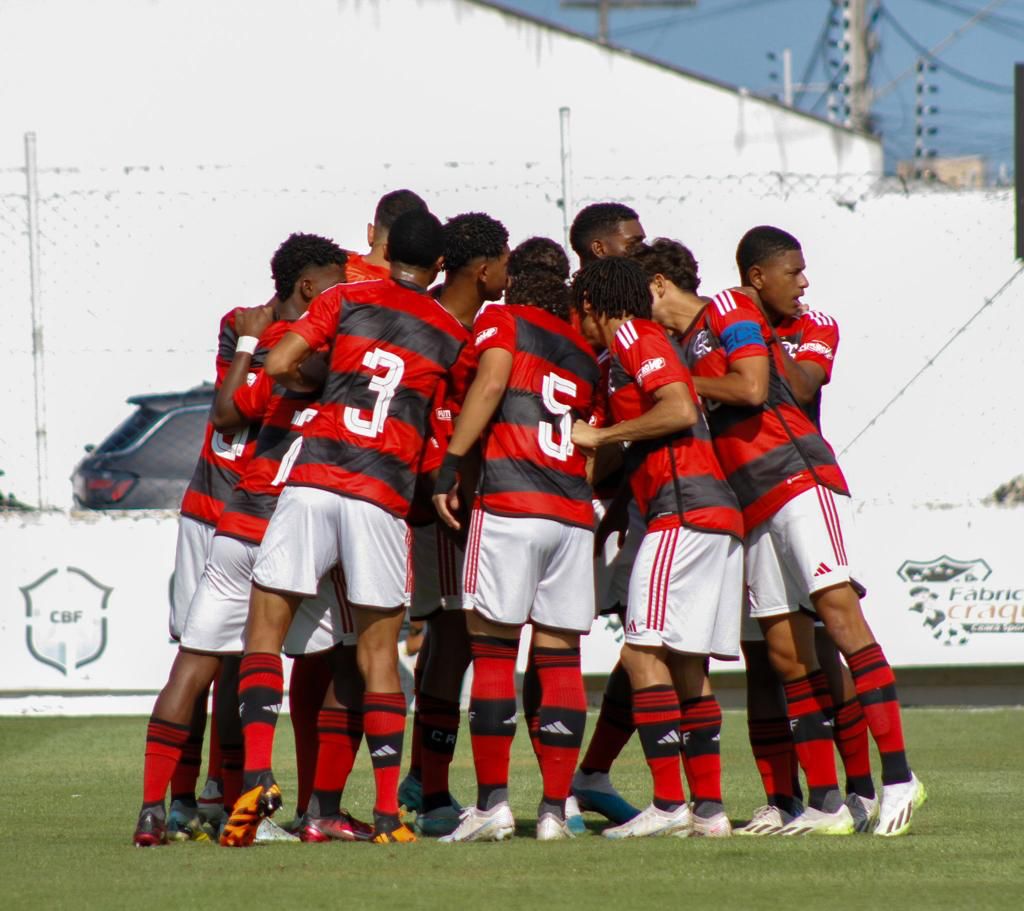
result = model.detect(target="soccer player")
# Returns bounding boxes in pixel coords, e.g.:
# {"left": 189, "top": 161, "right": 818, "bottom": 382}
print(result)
{"left": 400, "top": 212, "right": 510, "bottom": 837}
{"left": 640, "top": 237, "right": 923, "bottom": 837}
{"left": 432, "top": 243, "right": 599, "bottom": 843}
{"left": 344, "top": 189, "right": 428, "bottom": 282}
{"left": 568, "top": 202, "right": 647, "bottom": 267}
{"left": 221, "top": 209, "right": 474, "bottom": 846}
{"left": 729, "top": 226, "right": 879, "bottom": 834}
{"left": 571, "top": 257, "right": 743, "bottom": 838}
{"left": 133, "top": 233, "right": 348, "bottom": 846}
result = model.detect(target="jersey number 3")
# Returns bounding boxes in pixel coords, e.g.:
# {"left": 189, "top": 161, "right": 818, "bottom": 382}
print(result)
{"left": 539, "top": 372, "right": 576, "bottom": 462}
{"left": 343, "top": 348, "right": 406, "bottom": 438}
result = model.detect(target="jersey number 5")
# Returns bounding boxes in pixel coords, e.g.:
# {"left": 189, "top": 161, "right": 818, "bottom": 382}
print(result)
{"left": 343, "top": 348, "right": 406, "bottom": 438}
{"left": 539, "top": 372, "right": 577, "bottom": 462}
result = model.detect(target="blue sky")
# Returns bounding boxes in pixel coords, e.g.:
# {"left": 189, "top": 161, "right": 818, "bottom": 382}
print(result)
{"left": 496, "top": 0, "right": 1020, "bottom": 178}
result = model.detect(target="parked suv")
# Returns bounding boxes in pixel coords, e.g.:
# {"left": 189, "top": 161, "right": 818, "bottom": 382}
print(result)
{"left": 72, "top": 384, "right": 213, "bottom": 509}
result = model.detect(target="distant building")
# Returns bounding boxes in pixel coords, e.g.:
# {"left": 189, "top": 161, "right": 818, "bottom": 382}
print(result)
{"left": 897, "top": 155, "right": 988, "bottom": 188}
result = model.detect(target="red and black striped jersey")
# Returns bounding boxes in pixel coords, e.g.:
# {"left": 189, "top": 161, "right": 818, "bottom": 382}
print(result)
{"left": 607, "top": 318, "right": 742, "bottom": 538}
{"left": 775, "top": 310, "right": 839, "bottom": 431}
{"left": 285, "top": 278, "right": 473, "bottom": 518}
{"left": 676, "top": 289, "right": 848, "bottom": 532}
{"left": 342, "top": 252, "right": 390, "bottom": 284}
{"left": 214, "top": 320, "right": 320, "bottom": 545}
{"left": 179, "top": 309, "right": 263, "bottom": 527}
{"left": 474, "top": 304, "right": 598, "bottom": 529}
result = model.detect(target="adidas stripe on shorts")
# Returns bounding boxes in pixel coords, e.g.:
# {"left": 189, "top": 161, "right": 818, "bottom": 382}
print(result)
{"left": 625, "top": 526, "right": 742, "bottom": 659}
{"left": 462, "top": 509, "right": 596, "bottom": 633}
{"left": 743, "top": 485, "right": 855, "bottom": 639}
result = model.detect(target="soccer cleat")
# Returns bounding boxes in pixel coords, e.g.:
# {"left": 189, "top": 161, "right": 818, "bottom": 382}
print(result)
{"left": 398, "top": 773, "right": 423, "bottom": 813}
{"left": 133, "top": 809, "right": 168, "bottom": 847}
{"left": 564, "top": 795, "right": 586, "bottom": 835}
{"left": 874, "top": 774, "right": 922, "bottom": 838}
{"left": 690, "top": 810, "right": 732, "bottom": 838}
{"left": 845, "top": 793, "right": 880, "bottom": 834}
{"left": 415, "top": 801, "right": 464, "bottom": 837}
{"left": 219, "top": 777, "right": 283, "bottom": 848}
{"left": 536, "top": 812, "right": 575, "bottom": 841}
{"left": 572, "top": 770, "right": 640, "bottom": 825}
{"left": 438, "top": 803, "right": 516, "bottom": 844}
{"left": 167, "top": 800, "right": 211, "bottom": 842}
{"left": 299, "top": 810, "right": 374, "bottom": 843}
{"left": 735, "top": 804, "right": 801, "bottom": 836}
{"left": 912, "top": 774, "right": 928, "bottom": 810}
{"left": 253, "top": 818, "right": 300, "bottom": 843}
{"left": 777, "top": 804, "right": 855, "bottom": 836}
{"left": 370, "top": 822, "right": 418, "bottom": 844}
{"left": 602, "top": 803, "right": 691, "bottom": 839}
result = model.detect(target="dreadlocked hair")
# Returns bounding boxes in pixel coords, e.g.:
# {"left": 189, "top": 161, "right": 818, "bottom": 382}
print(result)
{"left": 508, "top": 236, "right": 570, "bottom": 281}
{"left": 631, "top": 238, "right": 701, "bottom": 293}
{"left": 507, "top": 269, "right": 571, "bottom": 321}
{"left": 271, "top": 233, "right": 347, "bottom": 300}
{"left": 572, "top": 257, "right": 652, "bottom": 320}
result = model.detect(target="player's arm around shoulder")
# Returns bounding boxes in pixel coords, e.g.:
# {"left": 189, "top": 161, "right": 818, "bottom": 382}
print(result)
{"left": 692, "top": 288, "right": 770, "bottom": 407}
{"left": 786, "top": 310, "right": 839, "bottom": 404}
{"left": 211, "top": 304, "right": 274, "bottom": 431}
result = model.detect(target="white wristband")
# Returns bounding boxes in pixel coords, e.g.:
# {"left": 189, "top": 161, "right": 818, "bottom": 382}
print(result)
{"left": 235, "top": 335, "right": 259, "bottom": 355}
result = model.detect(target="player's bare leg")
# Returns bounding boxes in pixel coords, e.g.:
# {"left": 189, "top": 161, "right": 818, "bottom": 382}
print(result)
{"left": 219, "top": 585, "right": 299, "bottom": 847}
{"left": 812, "top": 582, "right": 920, "bottom": 836}
{"left": 353, "top": 604, "right": 417, "bottom": 843}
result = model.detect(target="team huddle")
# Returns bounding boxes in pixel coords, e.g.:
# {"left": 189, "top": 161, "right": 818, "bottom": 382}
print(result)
{"left": 133, "top": 191, "right": 926, "bottom": 848}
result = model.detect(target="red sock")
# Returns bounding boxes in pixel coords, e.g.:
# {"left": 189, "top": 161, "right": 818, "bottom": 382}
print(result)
{"left": 747, "top": 716, "right": 800, "bottom": 808}
{"left": 580, "top": 663, "right": 633, "bottom": 775}
{"left": 310, "top": 706, "right": 364, "bottom": 817}
{"left": 679, "top": 695, "right": 723, "bottom": 804}
{"left": 419, "top": 693, "right": 461, "bottom": 812}
{"left": 783, "top": 672, "right": 838, "bottom": 810}
{"left": 288, "top": 653, "right": 331, "bottom": 814}
{"left": 468, "top": 635, "right": 518, "bottom": 809}
{"left": 633, "top": 685, "right": 685, "bottom": 810}
{"left": 239, "top": 652, "right": 284, "bottom": 787}
{"left": 834, "top": 697, "right": 875, "bottom": 797}
{"left": 848, "top": 643, "right": 911, "bottom": 784}
{"left": 363, "top": 692, "right": 407, "bottom": 817}
{"left": 142, "top": 716, "right": 190, "bottom": 807}
{"left": 170, "top": 688, "right": 207, "bottom": 802}
{"left": 535, "top": 647, "right": 587, "bottom": 807}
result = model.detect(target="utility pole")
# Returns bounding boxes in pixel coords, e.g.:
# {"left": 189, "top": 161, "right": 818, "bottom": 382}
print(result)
{"left": 913, "top": 58, "right": 939, "bottom": 178}
{"left": 837, "top": 0, "right": 877, "bottom": 132}
{"left": 561, "top": 1, "right": 696, "bottom": 45}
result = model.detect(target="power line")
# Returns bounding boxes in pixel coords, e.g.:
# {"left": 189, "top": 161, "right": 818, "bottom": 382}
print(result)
{"left": 840, "top": 264, "right": 1024, "bottom": 456}
{"left": 913, "top": 0, "right": 1024, "bottom": 38}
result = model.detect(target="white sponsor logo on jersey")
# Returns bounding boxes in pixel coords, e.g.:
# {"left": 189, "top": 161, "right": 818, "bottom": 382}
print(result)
{"left": 637, "top": 357, "right": 666, "bottom": 385}
{"left": 798, "top": 340, "right": 834, "bottom": 360}
{"left": 475, "top": 326, "right": 498, "bottom": 346}
{"left": 245, "top": 371, "right": 258, "bottom": 387}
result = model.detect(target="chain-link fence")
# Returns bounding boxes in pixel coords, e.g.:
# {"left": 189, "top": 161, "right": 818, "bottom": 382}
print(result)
{"left": 0, "top": 157, "right": 1019, "bottom": 509}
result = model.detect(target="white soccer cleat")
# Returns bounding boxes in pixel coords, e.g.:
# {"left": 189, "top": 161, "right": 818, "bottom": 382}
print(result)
{"left": 690, "top": 810, "right": 732, "bottom": 838}
{"left": 734, "top": 804, "right": 797, "bottom": 836}
{"left": 912, "top": 773, "right": 928, "bottom": 810}
{"left": 777, "top": 804, "right": 855, "bottom": 836}
{"left": 874, "top": 774, "right": 922, "bottom": 838}
{"left": 438, "top": 803, "right": 516, "bottom": 844}
{"left": 253, "top": 817, "right": 301, "bottom": 843}
{"left": 536, "top": 812, "right": 575, "bottom": 841}
{"left": 564, "top": 794, "right": 586, "bottom": 835}
{"left": 844, "top": 793, "right": 880, "bottom": 833}
{"left": 603, "top": 803, "right": 692, "bottom": 839}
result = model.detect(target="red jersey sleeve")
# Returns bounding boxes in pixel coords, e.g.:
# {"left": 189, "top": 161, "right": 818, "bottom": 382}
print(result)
{"left": 289, "top": 286, "right": 341, "bottom": 351}
{"left": 231, "top": 369, "right": 274, "bottom": 421}
{"left": 794, "top": 311, "right": 839, "bottom": 383}
{"left": 614, "top": 319, "right": 689, "bottom": 394}
{"left": 472, "top": 305, "right": 515, "bottom": 357}
{"left": 707, "top": 289, "right": 770, "bottom": 364}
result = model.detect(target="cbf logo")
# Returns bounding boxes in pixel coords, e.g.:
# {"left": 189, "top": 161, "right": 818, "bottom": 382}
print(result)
{"left": 898, "top": 556, "right": 1024, "bottom": 646}
{"left": 22, "top": 567, "right": 111, "bottom": 675}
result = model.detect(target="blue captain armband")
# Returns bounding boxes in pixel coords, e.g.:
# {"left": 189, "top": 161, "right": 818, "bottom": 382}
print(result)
{"left": 720, "top": 320, "right": 766, "bottom": 355}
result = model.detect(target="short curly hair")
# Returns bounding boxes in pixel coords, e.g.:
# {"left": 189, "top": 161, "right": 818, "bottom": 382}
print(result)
{"left": 569, "top": 202, "right": 639, "bottom": 259}
{"left": 736, "top": 225, "right": 801, "bottom": 282}
{"left": 631, "top": 238, "right": 701, "bottom": 293}
{"left": 270, "top": 233, "right": 347, "bottom": 300}
{"left": 442, "top": 212, "right": 509, "bottom": 275}
{"left": 508, "top": 236, "right": 570, "bottom": 281}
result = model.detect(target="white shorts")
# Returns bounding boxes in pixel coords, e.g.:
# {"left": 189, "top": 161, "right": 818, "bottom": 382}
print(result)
{"left": 181, "top": 534, "right": 356, "bottom": 655}
{"left": 745, "top": 486, "right": 854, "bottom": 630}
{"left": 593, "top": 499, "right": 645, "bottom": 616}
{"left": 169, "top": 516, "right": 215, "bottom": 640}
{"left": 625, "top": 526, "right": 742, "bottom": 659}
{"left": 463, "top": 509, "right": 596, "bottom": 633}
{"left": 409, "top": 522, "right": 465, "bottom": 621}
{"left": 253, "top": 485, "right": 412, "bottom": 609}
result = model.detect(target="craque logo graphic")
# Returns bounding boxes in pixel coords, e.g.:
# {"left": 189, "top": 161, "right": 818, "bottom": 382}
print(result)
{"left": 22, "top": 567, "right": 111, "bottom": 675}
{"left": 898, "top": 556, "right": 1024, "bottom": 645}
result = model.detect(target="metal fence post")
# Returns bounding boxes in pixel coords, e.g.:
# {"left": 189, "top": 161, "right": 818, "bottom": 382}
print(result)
{"left": 559, "top": 106, "right": 574, "bottom": 258}
{"left": 25, "top": 131, "right": 49, "bottom": 509}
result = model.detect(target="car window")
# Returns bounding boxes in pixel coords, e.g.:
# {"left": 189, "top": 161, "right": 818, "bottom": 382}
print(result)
{"left": 136, "top": 407, "right": 208, "bottom": 476}
{"left": 94, "top": 408, "right": 160, "bottom": 454}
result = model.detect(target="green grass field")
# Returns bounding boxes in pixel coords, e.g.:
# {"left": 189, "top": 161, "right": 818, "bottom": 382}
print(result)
{"left": 1, "top": 708, "right": 1021, "bottom": 910}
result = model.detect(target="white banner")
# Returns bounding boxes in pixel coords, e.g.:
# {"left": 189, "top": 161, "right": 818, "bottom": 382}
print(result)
{"left": 1, "top": 503, "right": 1020, "bottom": 709}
